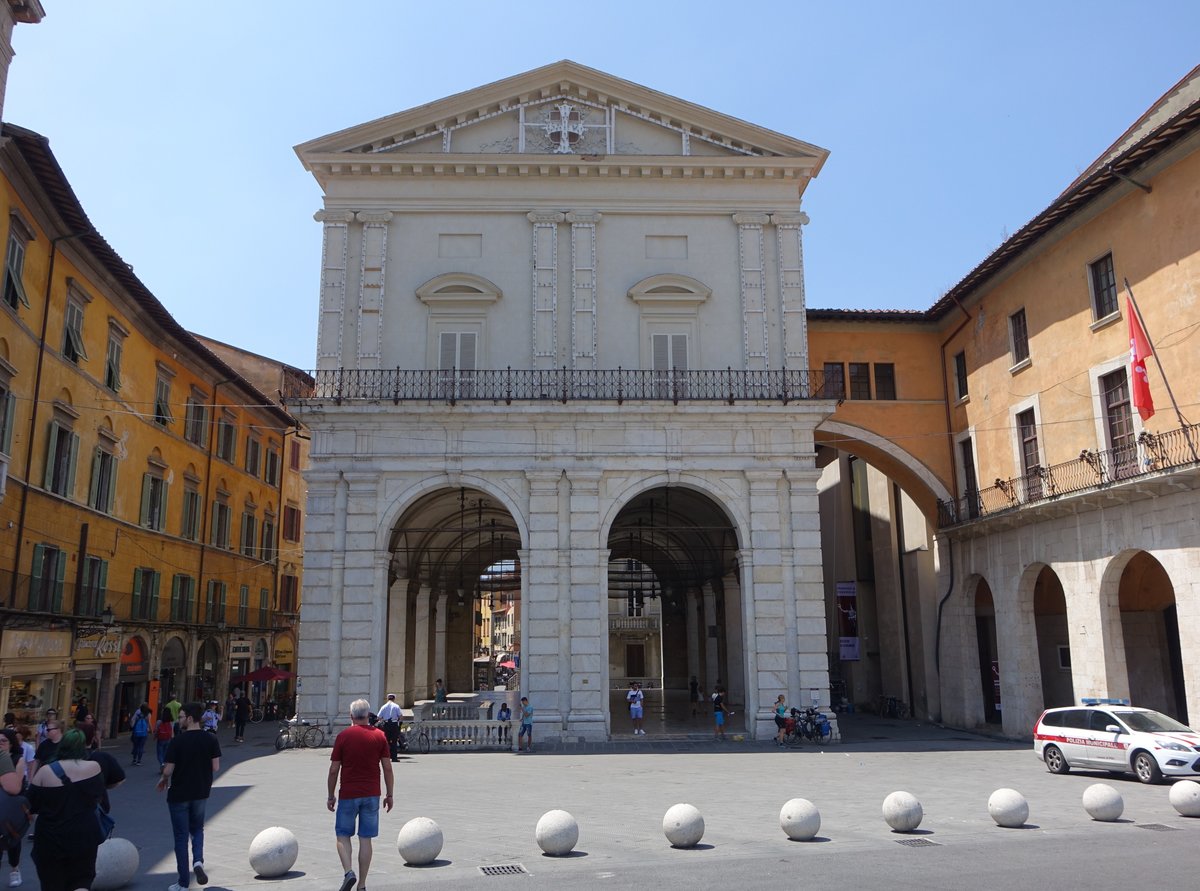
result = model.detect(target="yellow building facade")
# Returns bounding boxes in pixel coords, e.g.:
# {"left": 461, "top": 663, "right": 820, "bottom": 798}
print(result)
{"left": 0, "top": 120, "right": 306, "bottom": 734}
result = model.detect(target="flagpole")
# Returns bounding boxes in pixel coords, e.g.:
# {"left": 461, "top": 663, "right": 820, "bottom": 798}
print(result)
{"left": 1124, "top": 278, "right": 1197, "bottom": 461}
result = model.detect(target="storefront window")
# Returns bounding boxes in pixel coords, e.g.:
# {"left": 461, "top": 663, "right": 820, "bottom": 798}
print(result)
{"left": 7, "top": 676, "right": 58, "bottom": 726}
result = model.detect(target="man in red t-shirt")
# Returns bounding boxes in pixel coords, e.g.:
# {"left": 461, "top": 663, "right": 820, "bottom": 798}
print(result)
{"left": 327, "top": 699, "right": 394, "bottom": 891}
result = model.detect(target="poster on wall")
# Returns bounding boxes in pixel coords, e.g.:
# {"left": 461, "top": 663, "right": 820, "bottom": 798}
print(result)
{"left": 836, "top": 581, "right": 860, "bottom": 661}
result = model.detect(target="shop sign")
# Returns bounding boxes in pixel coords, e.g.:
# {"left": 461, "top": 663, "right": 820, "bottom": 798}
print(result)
{"left": 120, "top": 637, "right": 147, "bottom": 676}
{"left": 74, "top": 631, "right": 122, "bottom": 663}
{"left": 0, "top": 630, "right": 72, "bottom": 661}
{"left": 273, "top": 637, "right": 294, "bottom": 662}
{"left": 836, "top": 581, "right": 860, "bottom": 661}
{"left": 230, "top": 639, "right": 253, "bottom": 659}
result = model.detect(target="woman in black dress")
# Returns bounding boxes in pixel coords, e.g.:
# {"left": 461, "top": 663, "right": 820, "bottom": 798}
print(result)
{"left": 29, "top": 729, "right": 105, "bottom": 891}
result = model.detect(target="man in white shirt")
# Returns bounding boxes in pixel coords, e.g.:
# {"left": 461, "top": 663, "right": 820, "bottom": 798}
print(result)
{"left": 375, "top": 694, "right": 402, "bottom": 762}
{"left": 626, "top": 682, "right": 645, "bottom": 736}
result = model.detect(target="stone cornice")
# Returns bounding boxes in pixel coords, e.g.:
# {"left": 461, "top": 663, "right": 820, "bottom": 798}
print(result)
{"left": 303, "top": 153, "right": 818, "bottom": 184}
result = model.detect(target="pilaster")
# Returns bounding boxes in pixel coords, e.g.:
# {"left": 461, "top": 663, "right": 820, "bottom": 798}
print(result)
{"left": 567, "top": 212, "right": 601, "bottom": 370}
{"left": 313, "top": 210, "right": 355, "bottom": 367}
{"left": 733, "top": 212, "right": 771, "bottom": 370}
{"left": 528, "top": 212, "right": 564, "bottom": 368}
{"left": 355, "top": 210, "right": 392, "bottom": 366}
{"left": 771, "top": 211, "right": 810, "bottom": 370}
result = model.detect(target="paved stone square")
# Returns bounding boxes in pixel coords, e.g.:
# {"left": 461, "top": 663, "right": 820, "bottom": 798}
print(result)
{"left": 52, "top": 716, "right": 1200, "bottom": 890}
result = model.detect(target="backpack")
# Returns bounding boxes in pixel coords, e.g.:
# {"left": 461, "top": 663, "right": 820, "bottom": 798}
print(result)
{"left": 132, "top": 714, "right": 149, "bottom": 737}
{"left": 156, "top": 720, "right": 173, "bottom": 741}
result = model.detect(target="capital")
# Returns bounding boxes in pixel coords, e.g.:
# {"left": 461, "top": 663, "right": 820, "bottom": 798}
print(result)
{"left": 314, "top": 210, "right": 356, "bottom": 223}
{"left": 356, "top": 211, "right": 394, "bottom": 224}
{"left": 527, "top": 211, "right": 566, "bottom": 223}
{"left": 732, "top": 212, "right": 771, "bottom": 226}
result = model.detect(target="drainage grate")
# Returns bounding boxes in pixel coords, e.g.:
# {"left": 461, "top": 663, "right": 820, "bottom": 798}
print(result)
{"left": 895, "top": 837, "right": 940, "bottom": 847}
{"left": 479, "top": 864, "right": 529, "bottom": 876}
{"left": 1136, "top": 823, "right": 1180, "bottom": 832}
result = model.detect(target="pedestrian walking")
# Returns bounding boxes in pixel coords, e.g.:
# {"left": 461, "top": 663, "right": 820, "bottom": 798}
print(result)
{"left": 165, "top": 696, "right": 183, "bottom": 724}
{"left": 626, "top": 681, "right": 645, "bottom": 735}
{"left": 156, "top": 708, "right": 175, "bottom": 768}
{"left": 233, "top": 694, "right": 251, "bottom": 743}
{"left": 34, "top": 710, "right": 57, "bottom": 747}
{"left": 774, "top": 694, "right": 789, "bottom": 745}
{"left": 29, "top": 729, "right": 105, "bottom": 891}
{"left": 201, "top": 702, "right": 219, "bottom": 734}
{"left": 375, "top": 694, "right": 402, "bottom": 762}
{"left": 327, "top": 699, "right": 394, "bottom": 891}
{"left": 713, "top": 686, "right": 727, "bottom": 739}
{"left": 0, "top": 729, "right": 27, "bottom": 887}
{"left": 517, "top": 697, "right": 533, "bottom": 752}
{"left": 689, "top": 676, "right": 700, "bottom": 717}
{"left": 156, "top": 702, "right": 221, "bottom": 891}
{"left": 224, "top": 695, "right": 236, "bottom": 729}
{"left": 129, "top": 704, "right": 150, "bottom": 766}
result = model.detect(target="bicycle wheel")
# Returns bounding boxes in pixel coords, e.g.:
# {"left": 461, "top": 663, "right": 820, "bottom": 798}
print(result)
{"left": 274, "top": 730, "right": 289, "bottom": 750}
{"left": 250, "top": 708, "right": 264, "bottom": 724}
{"left": 302, "top": 726, "right": 325, "bottom": 748}
{"left": 418, "top": 730, "right": 430, "bottom": 755}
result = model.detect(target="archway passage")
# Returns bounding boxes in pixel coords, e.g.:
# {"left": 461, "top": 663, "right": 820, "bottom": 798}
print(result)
{"left": 1034, "top": 566, "right": 1072, "bottom": 708}
{"left": 975, "top": 581, "right": 1000, "bottom": 724}
{"left": 385, "top": 487, "right": 523, "bottom": 706}
{"left": 606, "top": 487, "right": 742, "bottom": 737}
{"left": 1118, "top": 552, "right": 1185, "bottom": 722}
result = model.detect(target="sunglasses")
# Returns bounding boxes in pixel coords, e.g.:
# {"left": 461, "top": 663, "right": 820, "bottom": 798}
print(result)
{"left": 46, "top": 725, "right": 61, "bottom": 731}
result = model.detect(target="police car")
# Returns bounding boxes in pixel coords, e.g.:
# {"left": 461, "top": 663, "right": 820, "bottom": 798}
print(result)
{"left": 1033, "top": 699, "right": 1200, "bottom": 784}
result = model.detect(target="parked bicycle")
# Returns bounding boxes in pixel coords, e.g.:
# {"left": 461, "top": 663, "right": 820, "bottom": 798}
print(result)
{"left": 274, "top": 716, "right": 325, "bottom": 750}
{"left": 783, "top": 707, "right": 832, "bottom": 746}
{"left": 402, "top": 721, "right": 430, "bottom": 755}
{"left": 877, "top": 695, "right": 910, "bottom": 719}
{"left": 250, "top": 706, "right": 265, "bottom": 724}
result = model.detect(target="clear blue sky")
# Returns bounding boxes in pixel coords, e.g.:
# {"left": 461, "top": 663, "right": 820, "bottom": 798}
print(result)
{"left": 7, "top": 2, "right": 1199, "bottom": 370}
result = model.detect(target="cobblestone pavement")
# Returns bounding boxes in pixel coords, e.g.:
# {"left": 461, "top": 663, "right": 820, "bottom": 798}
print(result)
{"left": 28, "top": 714, "right": 1198, "bottom": 890}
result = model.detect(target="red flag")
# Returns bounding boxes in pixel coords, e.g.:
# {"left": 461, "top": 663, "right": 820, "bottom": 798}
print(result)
{"left": 1127, "top": 296, "right": 1154, "bottom": 421}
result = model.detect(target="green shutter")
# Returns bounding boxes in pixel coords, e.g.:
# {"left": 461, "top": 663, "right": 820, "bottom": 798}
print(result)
{"left": 159, "top": 479, "right": 169, "bottom": 531}
{"left": 43, "top": 423, "right": 59, "bottom": 489}
{"left": 140, "top": 474, "right": 151, "bottom": 527}
{"left": 97, "top": 559, "right": 108, "bottom": 613}
{"left": 52, "top": 549, "right": 66, "bottom": 612}
{"left": 148, "top": 571, "right": 160, "bottom": 620}
{"left": 29, "top": 544, "right": 44, "bottom": 610}
{"left": 132, "top": 568, "right": 143, "bottom": 618}
{"left": 88, "top": 448, "right": 102, "bottom": 509}
{"left": 106, "top": 456, "right": 118, "bottom": 513}
{"left": 64, "top": 432, "right": 79, "bottom": 498}
{"left": 0, "top": 391, "right": 13, "bottom": 454}
{"left": 171, "top": 574, "right": 182, "bottom": 621}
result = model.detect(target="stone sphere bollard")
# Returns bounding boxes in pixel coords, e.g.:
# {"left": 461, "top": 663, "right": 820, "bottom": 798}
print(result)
{"left": 535, "top": 809, "right": 580, "bottom": 855}
{"left": 248, "top": 826, "right": 300, "bottom": 877}
{"left": 882, "top": 791, "right": 923, "bottom": 832}
{"left": 779, "top": 798, "right": 821, "bottom": 841}
{"left": 397, "top": 817, "right": 444, "bottom": 865}
{"left": 1082, "top": 784, "right": 1124, "bottom": 822}
{"left": 662, "top": 803, "right": 705, "bottom": 848}
{"left": 1168, "top": 779, "right": 1200, "bottom": 817}
{"left": 92, "top": 837, "right": 139, "bottom": 890}
{"left": 987, "top": 788, "right": 1029, "bottom": 828}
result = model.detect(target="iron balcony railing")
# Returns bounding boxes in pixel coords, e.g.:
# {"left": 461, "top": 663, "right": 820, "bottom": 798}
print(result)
{"left": 283, "top": 367, "right": 831, "bottom": 406}
{"left": 938, "top": 425, "right": 1200, "bottom": 528}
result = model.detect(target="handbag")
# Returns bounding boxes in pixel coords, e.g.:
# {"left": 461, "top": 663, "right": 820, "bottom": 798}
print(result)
{"left": 48, "top": 762, "right": 113, "bottom": 839}
{"left": 0, "top": 791, "right": 30, "bottom": 851}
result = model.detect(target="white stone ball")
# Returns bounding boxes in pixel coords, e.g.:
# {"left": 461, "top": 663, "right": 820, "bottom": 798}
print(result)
{"left": 1082, "top": 784, "right": 1124, "bottom": 822}
{"left": 92, "top": 837, "right": 139, "bottom": 890}
{"left": 779, "top": 798, "right": 821, "bottom": 841}
{"left": 662, "top": 803, "right": 705, "bottom": 848}
{"left": 882, "top": 791, "right": 923, "bottom": 832}
{"left": 535, "top": 809, "right": 579, "bottom": 855}
{"left": 1168, "top": 779, "right": 1200, "bottom": 817}
{"left": 397, "top": 817, "right": 444, "bottom": 865}
{"left": 248, "top": 826, "right": 300, "bottom": 878}
{"left": 987, "top": 788, "right": 1029, "bottom": 828}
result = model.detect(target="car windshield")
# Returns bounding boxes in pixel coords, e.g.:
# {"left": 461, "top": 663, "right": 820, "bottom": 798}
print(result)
{"left": 1117, "top": 710, "right": 1191, "bottom": 733}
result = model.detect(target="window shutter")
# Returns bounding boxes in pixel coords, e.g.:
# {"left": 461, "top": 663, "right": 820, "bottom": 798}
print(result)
{"left": 439, "top": 332, "right": 457, "bottom": 369}
{"left": 148, "top": 571, "right": 160, "bottom": 620}
{"left": 1, "top": 392, "right": 14, "bottom": 453}
{"left": 53, "top": 549, "right": 66, "bottom": 612}
{"left": 671, "top": 334, "right": 688, "bottom": 371}
{"left": 29, "top": 544, "right": 44, "bottom": 610}
{"left": 171, "top": 575, "right": 182, "bottom": 620}
{"left": 89, "top": 447, "right": 102, "bottom": 509}
{"left": 97, "top": 560, "right": 108, "bottom": 611}
{"left": 43, "top": 423, "right": 59, "bottom": 489}
{"left": 106, "top": 456, "right": 118, "bottom": 511}
{"left": 140, "top": 474, "right": 152, "bottom": 527}
{"left": 132, "top": 568, "right": 144, "bottom": 618}
{"left": 652, "top": 334, "right": 669, "bottom": 371}
{"left": 160, "top": 479, "right": 169, "bottom": 531}
{"left": 65, "top": 432, "right": 79, "bottom": 497}
{"left": 459, "top": 333, "right": 477, "bottom": 370}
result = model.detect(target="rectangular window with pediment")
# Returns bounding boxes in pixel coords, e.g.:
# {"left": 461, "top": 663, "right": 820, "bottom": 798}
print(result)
{"left": 216, "top": 413, "right": 237, "bottom": 463}
{"left": 29, "top": 544, "right": 66, "bottom": 613}
{"left": 261, "top": 513, "right": 277, "bottom": 562}
{"left": 211, "top": 499, "right": 232, "bottom": 549}
{"left": 77, "top": 555, "right": 108, "bottom": 617}
{"left": 264, "top": 444, "right": 280, "bottom": 486}
{"left": 184, "top": 391, "right": 209, "bottom": 447}
{"left": 171, "top": 574, "right": 195, "bottom": 622}
{"left": 62, "top": 297, "right": 89, "bottom": 365}
{"left": 154, "top": 372, "right": 174, "bottom": 428}
{"left": 2, "top": 214, "right": 32, "bottom": 311}
{"left": 104, "top": 322, "right": 126, "bottom": 392}
{"left": 131, "top": 568, "right": 160, "bottom": 621}
{"left": 245, "top": 436, "right": 262, "bottom": 478}
{"left": 140, "top": 471, "right": 168, "bottom": 531}
{"left": 44, "top": 419, "right": 80, "bottom": 498}
{"left": 88, "top": 441, "right": 118, "bottom": 514}
{"left": 181, "top": 486, "right": 202, "bottom": 541}
{"left": 241, "top": 509, "right": 257, "bottom": 558}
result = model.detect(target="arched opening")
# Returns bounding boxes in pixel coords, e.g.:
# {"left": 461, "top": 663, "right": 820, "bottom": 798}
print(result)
{"left": 194, "top": 638, "right": 220, "bottom": 703}
{"left": 975, "top": 580, "right": 1000, "bottom": 724}
{"left": 1118, "top": 551, "right": 1185, "bottom": 722}
{"left": 605, "top": 486, "right": 741, "bottom": 736}
{"left": 386, "top": 487, "right": 522, "bottom": 706}
{"left": 160, "top": 637, "right": 186, "bottom": 702}
{"left": 1033, "top": 565, "right": 1072, "bottom": 708}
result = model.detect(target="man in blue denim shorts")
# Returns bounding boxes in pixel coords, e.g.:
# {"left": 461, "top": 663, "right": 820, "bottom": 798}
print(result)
{"left": 327, "top": 699, "right": 394, "bottom": 891}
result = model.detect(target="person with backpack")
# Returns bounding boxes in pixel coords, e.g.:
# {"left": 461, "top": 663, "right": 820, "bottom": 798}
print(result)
{"left": 156, "top": 708, "right": 175, "bottom": 769}
{"left": 130, "top": 703, "right": 151, "bottom": 766}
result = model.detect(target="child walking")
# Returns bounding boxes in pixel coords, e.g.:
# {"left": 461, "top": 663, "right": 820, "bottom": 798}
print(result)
{"left": 517, "top": 697, "right": 534, "bottom": 752}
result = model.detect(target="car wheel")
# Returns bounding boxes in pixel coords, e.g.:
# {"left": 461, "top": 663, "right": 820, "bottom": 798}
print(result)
{"left": 1132, "top": 750, "right": 1164, "bottom": 784}
{"left": 1043, "top": 744, "right": 1070, "bottom": 774}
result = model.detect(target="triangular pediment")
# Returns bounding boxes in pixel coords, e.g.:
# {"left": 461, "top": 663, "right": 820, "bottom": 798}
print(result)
{"left": 296, "top": 60, "right": 828, "bottom": 170}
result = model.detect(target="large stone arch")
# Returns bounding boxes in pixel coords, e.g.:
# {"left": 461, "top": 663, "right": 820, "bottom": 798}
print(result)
{"left": 376, "top": 472, "right": 530, "bottom": 549}
{"left": 816, "top": 419, "right": 950, "bottom": 520}
{"left": 598, "top": 471, "right": 750, "bottom": 551}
